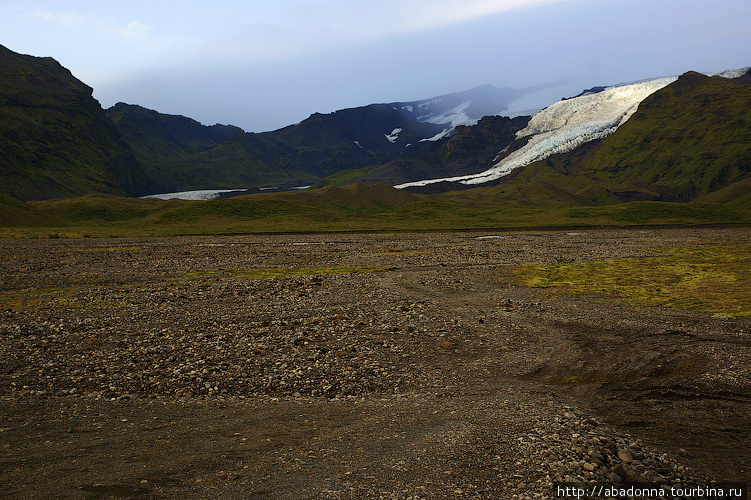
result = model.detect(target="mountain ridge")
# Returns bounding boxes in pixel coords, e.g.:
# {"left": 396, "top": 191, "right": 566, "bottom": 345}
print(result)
{"left": 1, "top": 43, "right": 749, "bottom": 211}
{"left": 137, "top": 84, "right": 525, "bottom": 192}
{"left": 0, "top": 44, "right": 153, "bottom": 200}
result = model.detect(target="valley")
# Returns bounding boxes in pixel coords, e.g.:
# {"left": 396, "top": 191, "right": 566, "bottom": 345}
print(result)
{"left": 1, "top": 228, "right": 749, "bottom": 498}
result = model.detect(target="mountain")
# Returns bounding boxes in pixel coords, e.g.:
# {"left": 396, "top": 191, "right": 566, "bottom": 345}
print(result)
{"left": 2, "top": 42, "right": 748, "bottom": 209}
{"left": 105, "top": 103, "right": 243, "bottom": 193}
{"left": 441, "top": 70, "right": 751, "bottom": 206}
{"left": 106, "top": 103, "right": 242, "bottom": 170}
{"left": 0, "top": 44, "right": 152, "bottom": 200}
{"left": 145, "top": 85, "right": 525, "bottom": 192}
{"left": 391, "top": 68, "right": 750, "bottom": 196}
{"left": 329, "top": 114, "right": 531, "bottom": 189}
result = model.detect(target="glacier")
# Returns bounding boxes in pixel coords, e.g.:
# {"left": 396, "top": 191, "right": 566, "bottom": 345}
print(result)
{"left": 396, "top": 68, "right": 750, "bottom": 190}
{"left": 395, "top": 77, "right": 678, "bottom": 189}
{"left": 142, "top": 189, "right": 250, "bottom": 200}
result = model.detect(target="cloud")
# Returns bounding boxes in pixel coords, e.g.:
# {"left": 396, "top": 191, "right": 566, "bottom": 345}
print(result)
{"left": 364, "top": 0, "right": 567, "bottom": 33}
{"left": 28, "top": 6, "right": 152, "bottom": 42}
{"left": 187, "top": 0, "right": 572, "bottom": 67}
{"left": 33, "top": 9, "right": 86, "bottom": 24}
{"left": 111, "top": 20, "right": 151, "bottom": 40}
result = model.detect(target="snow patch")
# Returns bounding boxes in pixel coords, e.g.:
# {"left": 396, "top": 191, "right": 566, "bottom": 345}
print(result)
{"left": 417, "top": 100, "right": 477, "bottom": 128}
{"left": 419, "top": 129, "right": 450, "bottom": 142}
{"left": 385, "top": 128, "right": 402, "bottom": 143}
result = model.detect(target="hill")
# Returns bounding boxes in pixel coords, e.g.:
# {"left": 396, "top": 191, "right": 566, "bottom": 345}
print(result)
{"left": 105, "top": 103, "right": 242, "bottom": 192}
{"left": 0, "top": 44, "right": 152, "bottom": 200}
{"left": 476, "top": 71, "right": 751, "bottom": 206}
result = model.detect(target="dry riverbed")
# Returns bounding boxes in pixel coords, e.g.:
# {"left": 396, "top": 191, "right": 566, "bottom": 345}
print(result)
{"left": 0, "top": 228, "right": 749, "bottom": 499}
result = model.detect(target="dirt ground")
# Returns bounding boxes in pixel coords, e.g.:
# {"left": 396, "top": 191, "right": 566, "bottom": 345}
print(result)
{"left": 0, "top": 228, "right": 749, "bottom": 499}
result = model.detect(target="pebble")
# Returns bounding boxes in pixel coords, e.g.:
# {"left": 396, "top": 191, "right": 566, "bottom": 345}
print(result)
{"left": 503, "top": 407, "right": 712, "bottom": 498}
{"left": 0, "top": 232, "right": 742, "bottom": 499}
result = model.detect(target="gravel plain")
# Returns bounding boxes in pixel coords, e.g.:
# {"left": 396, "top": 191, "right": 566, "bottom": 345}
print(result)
{"left": 0, "top": 228, "right": 749, "bottom": 499}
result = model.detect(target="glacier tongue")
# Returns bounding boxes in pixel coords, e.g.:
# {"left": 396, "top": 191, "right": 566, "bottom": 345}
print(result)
{"left": 462, "top": 77, "right": 678, "bottom": 185}
{"left": 516, "top": 77, "right": 677, "bottom": 139}
{"left": 396, "top": 77, "right": 677, "bottom": 189}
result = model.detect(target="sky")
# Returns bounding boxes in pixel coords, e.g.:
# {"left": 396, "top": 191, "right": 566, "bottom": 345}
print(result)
{"left": 2, "top": 0, "right": 750, "bottom": 132}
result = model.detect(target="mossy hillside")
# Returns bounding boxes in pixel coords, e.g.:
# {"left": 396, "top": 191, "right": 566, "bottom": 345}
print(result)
{"left": 0, "top": 194, "right": 67, "bottom": 227}
{"left": 33, "top": 194, "right": 171, "bottom": 224}
{"left": 696, "top": 175, "right": 751, "bottom": 209}
{"left": 577, "top": 72, "right": 751, "bottom": 197}
{"left": 2, "top": 181, "right": 749, "bottom": 238}
{"left": 0, "top": 45, "right": 152, "bottom": 200}
{"left": 310, "top": 165, "right": 378, "bottom": 188}
{"left": 105, "top": 103, "right": 245, "bottom": 193}
{"left": 159, "top": 132, "right": 321, "bottom": 190}
{"left": 105, "top": 103, "right": 242, "bottom": 167}
{"left": 514, "top": 243, "right": 751, "bottom": 318}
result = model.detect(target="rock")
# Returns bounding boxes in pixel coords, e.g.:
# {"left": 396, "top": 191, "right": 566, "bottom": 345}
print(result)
{"left": 610, "top": 463, "right": 628, "bottom": 479}
{"left": 564, "top": 475, "right": 585, "bottom": 487}
{"left": 618, "top": 450, "right": 633, "bottom": 463}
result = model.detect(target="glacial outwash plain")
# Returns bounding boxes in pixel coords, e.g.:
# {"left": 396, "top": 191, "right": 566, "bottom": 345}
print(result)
{"left": 1, "top": 229, "right": 750, "bottom": 498}
{"left": 1, "top": 43, "right": 750, "bottom": 498}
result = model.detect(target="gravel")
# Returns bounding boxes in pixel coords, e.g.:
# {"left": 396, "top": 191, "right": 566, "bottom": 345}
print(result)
{"left": 0, "top": 228, "right": 748, "bottom": 498}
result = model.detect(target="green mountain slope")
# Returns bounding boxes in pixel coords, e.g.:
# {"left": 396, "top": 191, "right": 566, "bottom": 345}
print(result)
{"left": 0, "top": 44, "right": 151, "bottom": 200}
{"left": 105, "top": 103, "right": 243, "bottom": 191}
{"left": 161, "top": 132, "right": 320, "bottom": 189}
{"left": 484, "top": 71, "right": 751, "bottom": 205}
{"left": 579, "top": 71, "right": 751, "bottom": 198}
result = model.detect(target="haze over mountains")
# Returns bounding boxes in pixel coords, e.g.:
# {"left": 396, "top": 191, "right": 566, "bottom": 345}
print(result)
{"left": 1, "top": 43, "right": 749, "bottom": 209}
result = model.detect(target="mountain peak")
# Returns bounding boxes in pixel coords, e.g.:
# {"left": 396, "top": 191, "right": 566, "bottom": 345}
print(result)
{"left": 0, "top": 44, "right": 93, "bottom": 97}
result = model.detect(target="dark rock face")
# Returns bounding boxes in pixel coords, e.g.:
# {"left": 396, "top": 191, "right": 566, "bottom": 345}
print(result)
{"left": 105, "top": 102, "right": 242, "bottom": 166}
{"left": 363, "top": 115, "right": 532, "bottom": 188}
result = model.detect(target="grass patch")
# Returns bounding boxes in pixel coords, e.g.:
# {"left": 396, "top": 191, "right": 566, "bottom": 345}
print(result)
{"left": 2, "top": 183, "right": 750, "bottom": 238}
{"left": 186, "top": 266, "right": 390, "bottom": 279}
{"left": 0, "top": 287, "right": 110, "bottom": 311}
{"left": 514, "top": 244, "right": 751, "bottom": 318}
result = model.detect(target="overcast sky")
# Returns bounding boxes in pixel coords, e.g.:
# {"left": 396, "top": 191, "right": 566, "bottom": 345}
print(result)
{"left": 2, "top": 0, "right": 749, "bottom": 132}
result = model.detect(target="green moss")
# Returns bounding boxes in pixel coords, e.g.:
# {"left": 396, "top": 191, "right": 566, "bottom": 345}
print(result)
{"left": 514, "top": 244, "right": 751, "bottom": 318}
{"left": 2, "top": 183, "right": 750, "bottom": 238}
{"left": 186, "top": 266, "right": 390, "bottom": 279}
{"left": 579, "top": 74, "right": 751, "bottom": 197}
